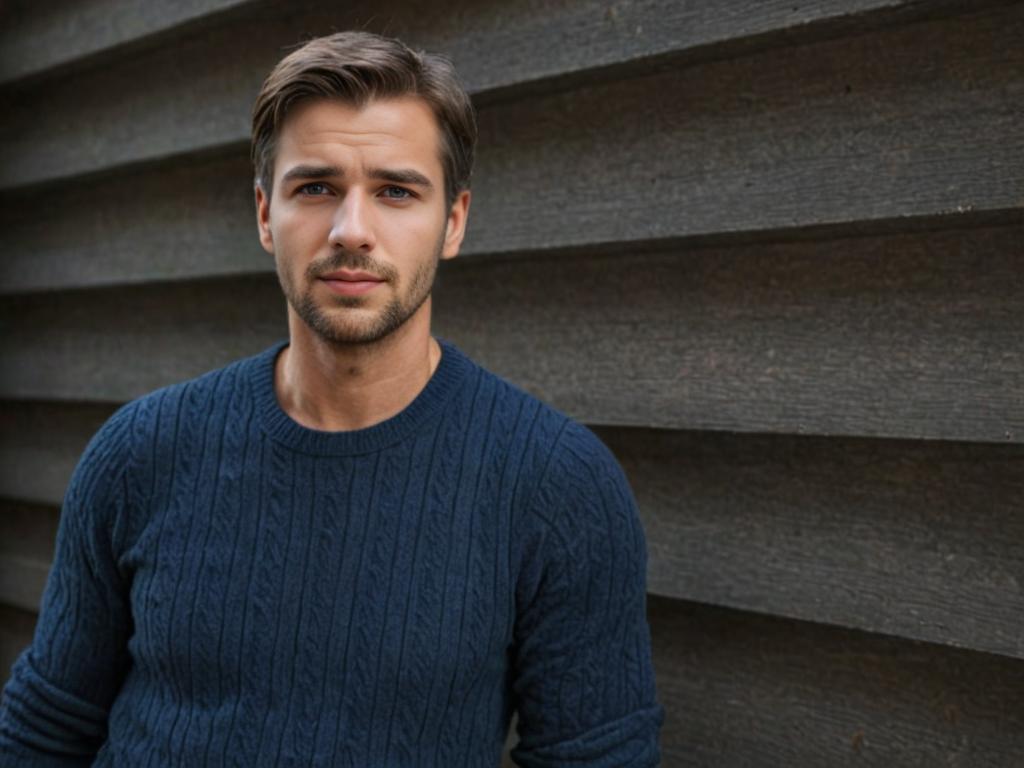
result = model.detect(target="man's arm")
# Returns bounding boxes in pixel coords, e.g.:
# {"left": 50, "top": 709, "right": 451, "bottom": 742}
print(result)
{"left": 0, "top": 404, "right": 137, "bottom": 766}
{"left": 510, "top": 420, "right": 664, "bottom": 768}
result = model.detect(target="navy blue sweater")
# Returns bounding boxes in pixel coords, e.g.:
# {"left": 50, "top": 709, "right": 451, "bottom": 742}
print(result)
{"left": 0, "top": 338, "right": 663, "bottom": 766}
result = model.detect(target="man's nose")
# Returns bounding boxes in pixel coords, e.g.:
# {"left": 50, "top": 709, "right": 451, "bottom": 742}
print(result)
{"left": 328, "top": 190, "right": 376, "bottom": 252}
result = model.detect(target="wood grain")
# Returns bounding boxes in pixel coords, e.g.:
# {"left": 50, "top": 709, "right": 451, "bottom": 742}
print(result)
{"left": 602, "top": 427, "right": 1024, "bottom": 658}
{"left": 4, "top": 1, "right": 1005, "bottom": 90}
{"left": 437, "top": 225, "right": 1024, "bottom": 443}
{"left": 0, "top": 604, "right": 36, "bottom": 694}
{"left": 651, "top": 595, "right": 1024, "bottom": 766}
{"left": 1, "top": 1, "right": 1016, "bottom": 191}
{"left": 0, "top": 501, "right": 57, "bottom": 614}
{"left": 0, "top": 0, "right": 253, "bottom": 86}
{"left": 0, "top": 401, "right": 118, "bottom": 505}
{"left": 1, "top": 225, "right": 1020, "bottom": 443}
{"left": 3, "top": 5, "right": 1021, "bottom": 293}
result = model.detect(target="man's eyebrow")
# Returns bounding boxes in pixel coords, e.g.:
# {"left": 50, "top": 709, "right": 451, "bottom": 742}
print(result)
{"left": 368, "top": 167, "right": 433, "bottom": 188}
{"left": 279, "top": 164, "right": 433, "bottom": 189}
{"left": 280, "top": 164, "right": 342, "bottom": 183}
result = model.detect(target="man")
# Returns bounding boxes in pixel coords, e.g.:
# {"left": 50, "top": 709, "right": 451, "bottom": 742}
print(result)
{"left": 0, "top": 31, "right": 663, "bottom": 766}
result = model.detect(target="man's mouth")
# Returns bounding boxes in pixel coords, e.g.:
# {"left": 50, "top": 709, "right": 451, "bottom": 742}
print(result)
{"left": 319, "top": 269, "right": 385, "bottom": 296}
{"left": 320, "top": 269, "right": 384, "bottom": 282}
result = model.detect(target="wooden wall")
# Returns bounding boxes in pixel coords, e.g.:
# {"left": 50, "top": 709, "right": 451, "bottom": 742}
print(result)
{"left": 1, "top": 0, "right": 1022, "bottom": 764}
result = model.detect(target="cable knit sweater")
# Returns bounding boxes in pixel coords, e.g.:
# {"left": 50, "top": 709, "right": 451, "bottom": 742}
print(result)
{"left": 0, "top": 337, "right": 663, "bottom": 767}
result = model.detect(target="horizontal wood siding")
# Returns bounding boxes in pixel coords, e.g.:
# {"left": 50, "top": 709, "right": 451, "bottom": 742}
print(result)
{"left": 651, "top": 595, "right": 1024, "bottom": 766}
{"left": 0, "top": 0, "right": 254, "bottom": 85}
{"left": 1, "top": 0, "right": 1021, "bottom": 764}
{"left": 0, "top": 605, "right": 37, "bottom": 699}
{"left": 5, "top": 4, "right": 1023, "bottom": 293}
{"left": 3, "top": 225, "right": 1020, "bottom": 442}
{"left": 0, "top": 401, "right": 118, "bottom": 504}
{"left": 0, "top": 501, "right": 58, "bottom": 613}
{"left": 6, "top": 0, "right": 1008, "bottom": 190}
{"left": 606, "top": 427, "right": 1024, "bottom": 659}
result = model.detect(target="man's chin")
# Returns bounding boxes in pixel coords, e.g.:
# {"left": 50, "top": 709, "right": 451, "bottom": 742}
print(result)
{"left": 311, "top": 320, "right": 383, "bottom": 346}
{"left": 303, "top": 310, "right": 404, "bottom": 347}
{"left": 289, "top": 284, "right": 425, "bottom": 347}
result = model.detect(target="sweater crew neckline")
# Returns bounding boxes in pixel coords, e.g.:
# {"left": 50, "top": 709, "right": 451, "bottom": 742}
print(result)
{"left": 250, "top": 336, "right": 471, "bottom": 456}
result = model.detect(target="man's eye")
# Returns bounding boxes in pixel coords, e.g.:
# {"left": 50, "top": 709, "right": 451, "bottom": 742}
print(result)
{"left": 381, "top": 186, "right": 413, "bottom": 200}
{"left": 299, "top": 182, "right": 329, "bottom": 195}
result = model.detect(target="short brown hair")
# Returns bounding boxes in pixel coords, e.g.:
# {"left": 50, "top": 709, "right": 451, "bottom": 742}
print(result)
{"left": 251, "top": 31, "right": 477, "bottom": 208}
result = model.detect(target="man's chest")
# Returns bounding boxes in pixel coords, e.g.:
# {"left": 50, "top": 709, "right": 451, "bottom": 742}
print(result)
{"left": 121, "top": 443, "right": 520, "bottom": 716}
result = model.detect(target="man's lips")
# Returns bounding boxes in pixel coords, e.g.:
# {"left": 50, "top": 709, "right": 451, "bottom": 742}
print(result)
{"left": 320, "top": 269, "right": 384, "bottom": 282}
{"left": 319, "top": 270, "right": 385, "bottom": 296}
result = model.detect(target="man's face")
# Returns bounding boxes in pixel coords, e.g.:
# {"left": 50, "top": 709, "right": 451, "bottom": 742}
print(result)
{"left": 256, "top": 96, "right": 469, "bottom": 346}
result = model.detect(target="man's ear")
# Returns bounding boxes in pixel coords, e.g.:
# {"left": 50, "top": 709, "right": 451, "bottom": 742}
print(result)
{"left": 255, "top": 183, "right": 274, "bottom": 254}
{"left": 441, "top": 190, "right": 471, "bottom": 261}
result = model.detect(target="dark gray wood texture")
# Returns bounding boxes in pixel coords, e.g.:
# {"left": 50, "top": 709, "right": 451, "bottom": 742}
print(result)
{"left": 3, "top": 0, "right": 1006, "bottom": 92}
{"left": 436, "top": 225, "right": 1024, "bottom": 444}
{"left": 469, "top": 5, "right": 1023, "bottom": 256}
{"left": 0, "top": 276, "right": 287, "bottom": 402}
{"left": 3, "top": 4, "right": 1022, "bottom": 293}
{"left": 2, "top": 225, "right": 1020, "bottom": 444}
{"left": 2, "top": 1, "right": 1018, "bottom": 192}
{"left": 0, "top": 0, "right": 254, "bottom": 86}
{"left": 0, "top": 501, "right": 58, "bottom": 613}
{"left": 651, "top": 595, "right": 1024, "bottom": 766}
{"left": 0, "top": 401, "right": 118, "bottom": 505}
{"left": 602, "top": 427, "right": 1024, "bottom": 659}
{"left": 0, "top": 605, "right": 36, "bottom": 692}
{"left": 0, "top": 153, "right": 259, "bottom": 294}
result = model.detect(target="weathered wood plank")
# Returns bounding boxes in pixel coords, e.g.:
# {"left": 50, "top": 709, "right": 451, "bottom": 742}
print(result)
{"left": 0, "top": 557, "right": 49, "bottom": 616}
{"left": 1, "top": 225, "right": 1021, "bottom": 443}
{"left": 0, "top": 0, "right": 254, "bottom": 86}
{"left": 0, "top": 501, "right": 58, "bottom": 614}
{"left": 0, "top": 501, "right": 59, "bottom": 563}
{"left": 467, "top": 3, "right": 1024, "bottom": 258}
{"left": 2, "top": 0, "right": 1002, "bottom": 92}
{"left": 0, "top": 153, "right": 260, "bottom": 295}
{"left": 0, "top": 275, "right": 286, "bottom": 403}
{"left": 436, "top": 226, "right": 1024, "bottom": 443}
{"left": 602, "top": 427, "right": 1024, "bottom": 659}
{"left": 651, "top": 595, "right": 1024, "bottom": 766}
{"left": 0, "top": 604, "right": 36, "bottom": 689}
{"left": 0, "top": 401, "right": 118, "bottom": 505}
{"left": 2, "top": 4, "right": 1021, "bottom": 294}
{"left": 0, "top": 1, "right": 1015, "bottom": 192}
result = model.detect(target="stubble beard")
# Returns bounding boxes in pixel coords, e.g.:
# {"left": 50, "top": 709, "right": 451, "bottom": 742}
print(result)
{"left": 278, "top": 235, "right": 443, "bottom": 347}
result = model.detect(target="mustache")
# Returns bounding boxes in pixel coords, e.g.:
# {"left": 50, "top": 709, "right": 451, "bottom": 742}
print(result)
{"left": 307, "top": 250, "right": 397, "bottom": 282}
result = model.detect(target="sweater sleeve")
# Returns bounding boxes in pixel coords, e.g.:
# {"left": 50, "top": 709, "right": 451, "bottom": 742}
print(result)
{"left": 510, "top": 420, "right": 664, "bottom": 768}
{"left": 0, "top": 403, "right": 138, "bottom": 766}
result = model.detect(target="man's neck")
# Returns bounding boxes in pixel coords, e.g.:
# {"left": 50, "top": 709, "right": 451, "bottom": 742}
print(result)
{"left": 274, "top": 309, "right": 441, "bottom": 433}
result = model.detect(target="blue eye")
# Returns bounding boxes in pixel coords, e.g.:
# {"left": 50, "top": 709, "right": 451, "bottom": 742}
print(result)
{"left": 381, "top": 186, "right": 412, "bottom": 200}
{"left": 299, "top": 182, "right": 329, "bottom": 195}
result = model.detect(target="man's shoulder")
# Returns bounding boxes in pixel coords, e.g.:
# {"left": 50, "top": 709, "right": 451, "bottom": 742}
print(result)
{"left": 480, "top": 362, "right": 644, "bottom": 582}
{"left": 455, "top": 345, "right": 576, "bottom": 452}
{"left": 455, "top": 345, "right": 622, "bottom": 496}
{"left": 97, "top": 341, "right": 278, "bottom": 452}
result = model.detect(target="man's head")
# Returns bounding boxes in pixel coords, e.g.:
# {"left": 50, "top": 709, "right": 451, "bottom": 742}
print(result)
{"left": 251, "top": 31, "right": 476, "bottom": 346}
{"left": 252, "top": 31, "right": 476, "bottom": 210}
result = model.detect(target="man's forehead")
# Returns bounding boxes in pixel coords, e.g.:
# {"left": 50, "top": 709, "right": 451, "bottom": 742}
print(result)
{"left": 279, "top": 97, "right": 441, "bottom": 155}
